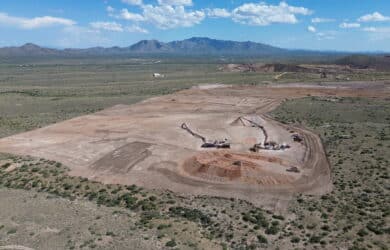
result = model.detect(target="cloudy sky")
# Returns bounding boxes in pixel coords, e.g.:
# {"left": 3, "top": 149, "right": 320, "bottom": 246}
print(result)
{"left": 0, "top": 0, "right": 390, "bottom": 51}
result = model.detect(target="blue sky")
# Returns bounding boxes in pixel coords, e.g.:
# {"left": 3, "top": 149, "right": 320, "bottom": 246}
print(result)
{"left": 0, "top": 0, "right": 390, "bottom": 51}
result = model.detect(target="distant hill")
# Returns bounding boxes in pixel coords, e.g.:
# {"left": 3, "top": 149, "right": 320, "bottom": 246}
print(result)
{"left": 0, "top": 43, "right": 59, "bottom": 57}
{"left": 0, "top": 37, "right": 299, "bottom": 58}
{"left": 335, "top": 55, "right": 390, "bottom": 71}
{"left": 126, "top": 37, "right": 289, "bottom": 56}
{"left": 130, "top": 39, "right": 172, "bottom": 53}
{"left": 0, "top": 37, "right": 360, "bottom": 60}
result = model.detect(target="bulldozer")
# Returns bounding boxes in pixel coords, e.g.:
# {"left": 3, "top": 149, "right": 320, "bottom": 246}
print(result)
{"left": 180, "top": 123, "right": 230, "bottom": 149}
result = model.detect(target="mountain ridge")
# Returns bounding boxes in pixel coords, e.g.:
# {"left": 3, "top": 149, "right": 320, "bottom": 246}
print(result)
{"left": 0, "top": 37, "right": 353, "bottom": 58}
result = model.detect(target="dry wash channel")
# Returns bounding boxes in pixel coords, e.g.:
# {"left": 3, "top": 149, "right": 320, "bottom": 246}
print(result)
{"left": 1, "top": 82, "right": 386, "bottom": 209}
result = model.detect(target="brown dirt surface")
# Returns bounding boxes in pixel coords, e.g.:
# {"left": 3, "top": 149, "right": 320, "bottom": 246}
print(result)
{"left": 0, "top": 81, "right": 388, "bottom": 209}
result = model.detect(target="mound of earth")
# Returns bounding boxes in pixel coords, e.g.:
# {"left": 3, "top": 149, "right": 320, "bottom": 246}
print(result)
{"left": 183, "top": 151, "right": 298, "bottom": 185}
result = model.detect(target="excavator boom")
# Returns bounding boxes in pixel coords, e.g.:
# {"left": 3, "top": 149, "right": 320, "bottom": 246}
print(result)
{"left": 180, "top": 123, "right": 230, "bottom": 149}
{"left": 181, "top": 123, "right": 206, "bottom": 143}
{"left": 241, "top": 117, "right": 268, "bottom": 145}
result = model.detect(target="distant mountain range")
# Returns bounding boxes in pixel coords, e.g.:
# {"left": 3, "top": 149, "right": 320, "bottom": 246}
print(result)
{"left": 128, "top": 37, "right": 286, "bottom": 55}
{"left": 0, "top": 37, "right": 330, "bottom": 58}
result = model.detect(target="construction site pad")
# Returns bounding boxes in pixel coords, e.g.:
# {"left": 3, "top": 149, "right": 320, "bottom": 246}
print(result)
{"left": 1, "top": 82, "right": 387, "bottom": 209}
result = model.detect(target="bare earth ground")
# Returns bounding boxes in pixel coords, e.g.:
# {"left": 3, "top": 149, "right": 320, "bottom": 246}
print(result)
{"left": 0, "top": 81, "right": 388, "bottom": 210}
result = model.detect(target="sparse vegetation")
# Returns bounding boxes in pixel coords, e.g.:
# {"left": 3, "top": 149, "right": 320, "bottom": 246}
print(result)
{"left": 272, "top": 96, "right": 390, "bottom": 249}
{"left": 0, "top": 59, "right": 388, "bottom": 249}
{"left": 165, "top": 239, "right": 177, "bottom": 247}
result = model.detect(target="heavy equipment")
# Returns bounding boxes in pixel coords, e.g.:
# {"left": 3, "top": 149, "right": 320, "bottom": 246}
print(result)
{"left": 241, "top": 116, "right": 290, "bottom": 152}
{"left": 180, "top": 123, "right": 230, "bottom": 149}
{"left": 292, "top": 133, "right": 303, "bottom": 142}
{"left": 286, "top": 166, "right": 300, "bottom": 173}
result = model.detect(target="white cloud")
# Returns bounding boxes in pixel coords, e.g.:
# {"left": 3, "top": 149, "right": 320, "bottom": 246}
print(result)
{"left": 339, "top": 22, "right": 360, "bottom": 29}
{"left": 232, "top": 1, "right": 312, "bottom": 26}
{"left": 111, "top": 1, "right": 311, "bottom": 30}
{"left": 122, "top": 0, "right": 143, "bottom": 6}
{"left": 316, "top": 31, "right": 336, "bottom": 40}
{"left": 207, "top": 8, "right": 231, "bottom": 18}
{"left": 311, "top": 17, "right": 335, "bottom": 23}
{"left": 0, "top": 12, "right": 75, "bottom": 29}
{"left": 90, "top": 21, "right": 148, "bottom": 33}
{"left": 363, "top": 26, "right": 390, "bottom": 33}
{"left": 142, "top": 5, "right": 204, "bottom": 29}
{"left": 157, "top": 0, "right": 192, "bottom": 6}
{"left": 307, "top": 25, "right": 316, "bottom": 33}
{"left": 126, "top": 24, "right": 149, "bottom": 33}
{"left": 106, "top": 6, "right": 115, "bottom": 13}
{"left": 90, "top": 21, "right": 124, "bottom": 32}
{"left": 358, "top": 12, "right": 390, "bottom": 22}
{"left": 362, "top": 26, "right": 390, "bottom": 41}
{"left": 306, "top": 25, "right": 336, "bottom": 40}
{"left": 363, "top": 27, "right": 377, "bottom": 32}
{"left": 112, "top": 3, "right": 205, "bottom": 29}
{"left": 118, "top": 9, "right": 145, "bottom": 21}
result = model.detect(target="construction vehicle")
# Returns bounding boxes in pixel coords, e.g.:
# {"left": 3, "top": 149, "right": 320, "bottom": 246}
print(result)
{"left": 286, "top": 166, "right": 300, "bottom": 173}
{"left": 251, "top": 141, "right": 290, "bottom": 151}
{"left": 240, "top": 117, "right": 290, "bottom": 152}
{"left": 180, "top": 123, "right": 230, "bottom": 149}
{"left": 241, "top": 117, "right": 268, "bottom": 145}
{"left": 292, "top": 133, "right": 303, "bottom": 142}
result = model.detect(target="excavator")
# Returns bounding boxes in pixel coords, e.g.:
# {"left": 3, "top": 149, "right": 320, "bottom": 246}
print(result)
{"left": 241, "top": 117, "right": 289, "bottom": 152}
{"left": 180, "top": 123, "right": 230, "bottom": 149}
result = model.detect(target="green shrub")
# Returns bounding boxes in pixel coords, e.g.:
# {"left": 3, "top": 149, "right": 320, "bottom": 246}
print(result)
{"left": 257, "top": 234, "right": 268, "bottom": 244}
{"left": 291, "top": 236, "right": 300, "bottom": 243}
{"left": 169, "top": 207, "right": 211, "bottom": 226}
{"left": 105, "top": 231, "right": 115, "bottom": 236}
{"left": 272, "top": 214, "right": 285, "bottom": 221}
{"left": 309, "top": 235, "right": 321, "bottom": 244}
{"left": 265, "top": 225, "right": 279, "bottom": 235}
{"left": 157, "top": 224, "right": 171, "bottom": 230}
{"left": 1, "top": 162, "right": 11, "bottom": 169}
{"left": 7, "top": 228, "right": 17, "bottom": 234}
{"left": 357, "top": 228, "right": 368, "bottom": 237}
{"left": 165, "top": 239, "right": 177, "bottom": 247}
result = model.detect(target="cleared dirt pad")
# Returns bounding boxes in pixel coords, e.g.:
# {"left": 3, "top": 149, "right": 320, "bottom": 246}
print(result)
{"left": 91, "top": 141, "right": 152, "bottom": 174}
{"left": 0, "top": 81, "right": 388, "bottom": 208}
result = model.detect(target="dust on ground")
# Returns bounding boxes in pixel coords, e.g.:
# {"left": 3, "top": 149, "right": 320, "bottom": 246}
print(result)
{"left": 0, "top": 81, "right": 388, "bottom": 209}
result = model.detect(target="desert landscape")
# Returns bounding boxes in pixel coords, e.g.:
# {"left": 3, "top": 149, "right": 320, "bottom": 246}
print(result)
{"left": 0, "top": 2, "right": 389, "bottom": 248}
{"left": 0, "top": 60, "right": 389, "bottom": 248}
{"left": 1, "top": 81, "right": 388, "bottom": 211}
